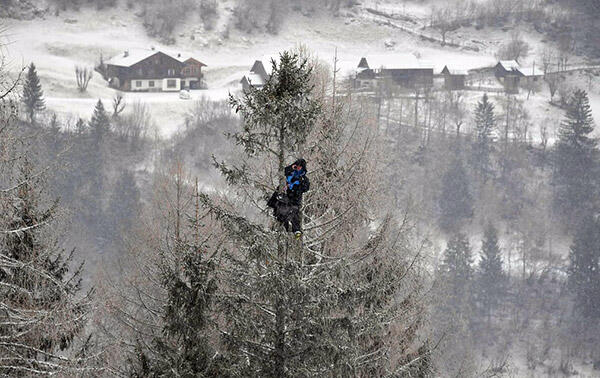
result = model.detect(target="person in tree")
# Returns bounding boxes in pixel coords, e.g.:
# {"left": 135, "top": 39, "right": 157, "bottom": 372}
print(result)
{"left": 267, "top": 158, "right": 310, "bottom": 238}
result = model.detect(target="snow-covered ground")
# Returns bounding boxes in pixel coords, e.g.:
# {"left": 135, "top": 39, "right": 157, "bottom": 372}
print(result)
{"left": 0, "top": 2, "right": 509, "bottom": 137}
{"left": 3, "top": 1, "right": 599, "bottom": 140}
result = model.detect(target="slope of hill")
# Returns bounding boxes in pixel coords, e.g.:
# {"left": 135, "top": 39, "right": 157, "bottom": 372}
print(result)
{"left": 1, "top": 0, "right": 599, "bottom": 139}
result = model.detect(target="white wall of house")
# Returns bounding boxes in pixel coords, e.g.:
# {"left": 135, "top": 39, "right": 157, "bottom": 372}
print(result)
{"left": 129, "top": 78, "right": 182, "bottom": 92}
{"left": 130, "top": 79, "right": 163, "bottom": 91}
{"left": 162, "top": 78, "right": 181, "bottom": 92}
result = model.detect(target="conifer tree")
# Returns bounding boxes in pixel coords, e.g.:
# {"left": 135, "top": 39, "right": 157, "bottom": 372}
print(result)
{"left": 439, "top": 232, "right": 474, "bottom": 302}
{"left": 439, "top": 157, "right": 473, "bottom": 232}
{"left": 21, "top": 62, "right": 45, "bottom": 123}
{"left": 196, "top": 51, "right": 433, "bottom": 376}
{"left": 477, "top": 223, "right": 506, "bottom": 325}
{"left": 83, "top": 100, "right": 110, "bottom": 226}
{"left": 553, "top": 89, "right": 598, "bottom": 224}
{"left": 568, "top": 215, "right": 600, "bottom": 319}
{"left": 110, "top": 164, "right": 226, "bottom": 377}
{"left": 127, "top": 192, "right": 222, "bottom": 376}
{"left": 89, "top": 99, "right": 110, "bottom": 148}
{"left": 471, "top": 93, "right": 496, "bottom": 182}
{"left": 0, "top": 159, "right": 95, "bottom": 375}
{"left": 432, "top": 232, "right": 475, "bottom": 375}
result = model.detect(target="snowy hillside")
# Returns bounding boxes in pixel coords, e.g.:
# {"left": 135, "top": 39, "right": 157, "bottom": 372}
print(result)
{"left": 5, "top": 0, "right": 597, "bottom": 138}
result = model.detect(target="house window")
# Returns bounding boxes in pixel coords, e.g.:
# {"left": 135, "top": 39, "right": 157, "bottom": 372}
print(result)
{"left": 149, "top": 81, "right": 155, "bottom": 87}
{"left": 167, "top": 79, "right": 177, "bottom": 88}
{"left": 168, "top": 69, "right": 175, "bottom": 76}
{"left": 138, "top": 68, "right": 143, "bottom": 75}
{"left": 136, "top": 80, "right": 142, "bottom": 87}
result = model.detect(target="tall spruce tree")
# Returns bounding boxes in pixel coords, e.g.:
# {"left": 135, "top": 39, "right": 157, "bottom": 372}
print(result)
{"left": 438, "top": 157, "right": 473, "bottom": 232}
{"left": 21, "top": 62, "right": 45, "bottom": 123}
{"left": 83, "top": 100, "right": 110, "bottom": 226}
{"left": 553, "top": 89, "right": 598, "bottom": 225}
{"left": 105, "top": 163, "right": 226, "bottom": 377}
{"left": 432, "top": 232, "right": 475, "bottom": 374}
{"left": 568, "top": 215, "right": 600, "bottom": 319}
{"left": 439, "top": 232, "right": 474, "bottom": 302}
{"left": 471, "top": 93, "right": 496, "bottom": 182}
{"left": 126, "top": 169, "right": 223, "bottom": 376}
{"left": 477, "top": 223, "right": 506, "bottom": 325}
{"left": 192, "top": 51, "right": 433, "bottom": 376}
{"left": 0, "top": 159, "right": 95, "bottom": 375}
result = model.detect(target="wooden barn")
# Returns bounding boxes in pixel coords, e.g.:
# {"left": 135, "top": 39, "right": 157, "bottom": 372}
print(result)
{"left": 441, "top": 65, "right": 467, "bottom": 90}
{"left": 240, "top": 60, "right": 270, "bottom": 91}
{"left": 105, "top": 48, "right": 206, "bottom": 92}
{"left": 495, "top": 60, "right": 523, "bottom": 94}
{"left": 355, "top": 54, "right": 434, "bottom": 90}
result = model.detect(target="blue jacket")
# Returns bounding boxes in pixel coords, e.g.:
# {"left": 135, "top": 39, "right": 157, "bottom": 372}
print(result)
{"left": 284, "top": 163, "right": 310, "bottom": 206}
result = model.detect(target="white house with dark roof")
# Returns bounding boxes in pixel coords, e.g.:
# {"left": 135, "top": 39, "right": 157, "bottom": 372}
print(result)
{"left": 104, "top": 48, "right": 206, "bottom": 92}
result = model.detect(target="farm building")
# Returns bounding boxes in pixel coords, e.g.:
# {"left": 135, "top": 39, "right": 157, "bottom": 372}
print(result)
{"left": 519, "top": 65, "right": 545, "bottom": 85}
{"left": 440, "top": 65, "right": 467, "bottom": 90}
{"left": 240, "top": 60, "right": 270, "bottom": 91}
{"left": 355, "top": 54, "right": 434, "bottom": 90}
{"left": 104, "top": 48, "right": 206, "bottom": 92}
{"left": 494, "top": 60, "right": 523, "bottom": 94}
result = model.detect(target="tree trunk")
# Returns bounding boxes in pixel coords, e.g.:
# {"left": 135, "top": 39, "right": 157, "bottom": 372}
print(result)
{"left": 274, "top": 123, "right": 287, "bottom": 376}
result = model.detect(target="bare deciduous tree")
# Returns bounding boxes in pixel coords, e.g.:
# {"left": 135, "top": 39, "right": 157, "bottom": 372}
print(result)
{"left": 545, "top": 73, "right": 561, "bottom": 103}
{"left": 75, "top": 65, "right": 93, "bottom": 92}
{"left": 496, "top": 31, "right": 530, "bottom": 63}
{"left": 112, "top": 93, "right": 125, "bottom": 118}
{"left": 431, "top": 6, "right": 458, "bottom": 45}
{"left": 541, "top": 47, "right": 556, "bottom": 75}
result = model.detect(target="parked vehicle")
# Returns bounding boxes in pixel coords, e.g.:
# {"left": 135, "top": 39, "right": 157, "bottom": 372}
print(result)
{"left": 179, "top": 89, "right": 191, "bottom": 100}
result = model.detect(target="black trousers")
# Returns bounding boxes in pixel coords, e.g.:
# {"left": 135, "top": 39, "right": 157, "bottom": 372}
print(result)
{"left": 267, "top": 192, "right": 301, "bottom": 233}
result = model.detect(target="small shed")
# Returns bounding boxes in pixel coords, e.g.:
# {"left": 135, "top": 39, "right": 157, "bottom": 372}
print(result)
{"left": 441, "top": 65, "right": 467, "bottom": 90}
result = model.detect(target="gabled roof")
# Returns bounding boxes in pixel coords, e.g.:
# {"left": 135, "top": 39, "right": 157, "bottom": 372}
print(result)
{"left": 497, "top": 60, "right": 521, "bottom": 71}
{"left": 105, "top": 49, "right": 161, "bottom": 67}
{"left": 358, "top": 54, "right": 433, "bottom": 70}
{"left": 250, "top": 60, "right": 269, "bottom": 81}
{"left": 519, "top": 66, "right": 544, "bottom": 76}
{"left": 176, "top": 54, "right": 207, "bottom": 67}
{"left": 106, "top": 49, "right": 205, "bottom": 68}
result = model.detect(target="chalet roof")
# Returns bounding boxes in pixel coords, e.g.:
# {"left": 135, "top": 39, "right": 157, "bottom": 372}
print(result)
{"left": 175, "top": 54, "right": 207, "bottom": 66}
{"left": 519, "top": 66, "right": 544, "bottom": 76}
{"left": 106, "top": 49, "right": 205, "bottom": 68}
{"left": 105, "top": 49, "right": 160, "bottom": 67}
{"left": 250, "top": 60, "right": 269, "bottom": 80}
{"left": 497, "top": 60, "right": 521, "bottom": 71}
{"left": 441, "top": 65, "right": 468, "bottom": 75}
{"left": 358, "top": 54, "right": 433, "bottom": 70}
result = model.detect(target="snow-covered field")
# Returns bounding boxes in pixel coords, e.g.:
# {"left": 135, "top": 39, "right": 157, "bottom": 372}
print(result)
{"left": 0, "top": 2, "right": 512, "bottom": 136}
{"left": 3, "top": 1, "right": 599, "bottom": 140}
